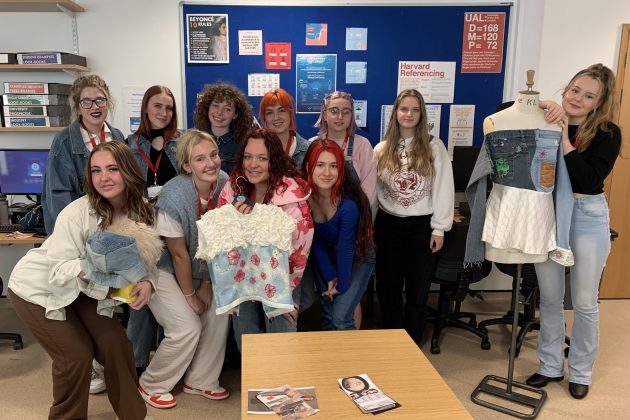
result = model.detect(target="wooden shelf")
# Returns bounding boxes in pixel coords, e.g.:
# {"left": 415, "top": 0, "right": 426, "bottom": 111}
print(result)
{"left": 0, "top": 127, "right": 64, "bottom": 132}
{"left": 0, "top": 1, "right": 84, "bottom": 13}
{"left": 0, "top": 64, "right": 90, "bottom": 72}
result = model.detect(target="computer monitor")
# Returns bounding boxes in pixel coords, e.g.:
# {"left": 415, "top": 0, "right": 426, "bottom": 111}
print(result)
{"left": 452, "top": 146, "right": 481, "bottom": 192}
{"left": 0, "top": 149, "right": 49, "bottom": 197}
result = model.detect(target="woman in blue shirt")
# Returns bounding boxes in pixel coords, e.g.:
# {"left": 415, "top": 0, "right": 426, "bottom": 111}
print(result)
{"left": 302, "top": 139, "right": 374, "bottom": 329}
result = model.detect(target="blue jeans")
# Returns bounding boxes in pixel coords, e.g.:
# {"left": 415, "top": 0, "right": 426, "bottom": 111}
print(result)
{"left": 314, "top": 256, "right": 375, "bottom": 330}
{"left": 534, "top": 193, "right": 610, "bottom": 385}
{"left": 126, "top": 305, "right": 158, "bottom": 368}
{"left": 231, "top": 300, "right": 297, "bottom": 353}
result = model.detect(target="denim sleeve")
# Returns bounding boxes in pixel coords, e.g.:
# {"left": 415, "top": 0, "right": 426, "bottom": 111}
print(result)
{"left": 43, "top": 138, "right": 79, "bottom": 234}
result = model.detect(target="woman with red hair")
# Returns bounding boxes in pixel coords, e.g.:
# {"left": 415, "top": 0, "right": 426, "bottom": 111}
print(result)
{"left": 216, "top": 128, "right": 314, "bottom": 350}
{"left": 259, "top": 88, "right": 310, "bottom": 166}
{"left": 302, "top": 139, "right": 374, "bottom": 330}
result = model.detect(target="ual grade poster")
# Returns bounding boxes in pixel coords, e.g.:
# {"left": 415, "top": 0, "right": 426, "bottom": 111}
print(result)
{"left": 295, "top": 54, "right": 337, "bottom": 113}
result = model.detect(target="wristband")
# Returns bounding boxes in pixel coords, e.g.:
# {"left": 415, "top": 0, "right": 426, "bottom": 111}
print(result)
{"left": 183, "top": 290, "right": 196, "bottom": 297}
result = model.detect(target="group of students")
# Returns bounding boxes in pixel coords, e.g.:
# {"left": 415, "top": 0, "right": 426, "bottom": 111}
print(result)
{"left": 7, "top": 62, "right": 621, "bottom": 418}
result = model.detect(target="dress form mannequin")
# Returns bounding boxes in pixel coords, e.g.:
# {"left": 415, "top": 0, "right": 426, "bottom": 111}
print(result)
{"left": 482, "top": 70, "right": 561, "bottom": 264}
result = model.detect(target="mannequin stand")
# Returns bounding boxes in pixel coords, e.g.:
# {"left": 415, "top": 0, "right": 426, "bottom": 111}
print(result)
{"left": 471, "top": 263, "right": 546, "bottom": 419}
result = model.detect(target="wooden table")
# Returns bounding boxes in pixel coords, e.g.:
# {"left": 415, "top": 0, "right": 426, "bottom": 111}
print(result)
{"left": 0, "top": 233, "right": 46, "bottom": 245}
{"left": 241, "top": 329, "right": 471, "bottom": 419}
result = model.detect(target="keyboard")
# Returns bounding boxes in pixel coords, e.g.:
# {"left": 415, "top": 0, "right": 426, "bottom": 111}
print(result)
{"left": 0, "top": 224, "right": 32, "bottom": 233}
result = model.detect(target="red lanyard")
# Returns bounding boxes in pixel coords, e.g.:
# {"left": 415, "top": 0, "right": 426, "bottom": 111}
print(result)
{"left": 195, "top": 182, "right": 215, "bottom": 219}
{"left": 81, "top": 122, "right": 106, "bottom": 149}
{"left": 136, "top": 135, "right": 163, "bottom": 185}
{"left": 327, "top": 133, "right": 349, "bottom": 152}
{"left": 285, "top": 135, "right": 294, "bottom": 155}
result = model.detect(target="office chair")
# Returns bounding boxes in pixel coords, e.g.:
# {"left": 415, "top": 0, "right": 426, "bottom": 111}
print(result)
{"left": 0, "top": 277, "right": 23, "bottom": 350}
{"left": 430, "top": 222, "right": 492, "bottom": 354}
{"left": 478, "top": 263, "right": 539, "bottom": 358}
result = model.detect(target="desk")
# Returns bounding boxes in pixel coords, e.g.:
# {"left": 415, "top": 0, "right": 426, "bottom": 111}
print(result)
{"left": 0, "top": 233, "right": 46, "bottom": 246}
{"left": 241, "top": 329, "right": 471, "bottom": 419}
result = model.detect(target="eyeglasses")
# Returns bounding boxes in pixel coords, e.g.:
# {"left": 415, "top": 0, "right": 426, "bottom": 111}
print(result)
{"left": 327, "top": 107, "right": 352, "bottom": 117}
{"left": 79, "top": 97, "right": 108, "bottom": 109}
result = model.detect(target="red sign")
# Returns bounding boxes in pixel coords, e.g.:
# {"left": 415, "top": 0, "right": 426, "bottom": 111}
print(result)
{"left": 265, "top": 42, "right": 291, "bottom": 70}
{"left": 461, "top": 12, "right": 506, "bottom": 73}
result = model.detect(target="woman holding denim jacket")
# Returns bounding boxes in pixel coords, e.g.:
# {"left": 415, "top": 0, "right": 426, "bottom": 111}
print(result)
{"left": 42, "top": 75, "right": 125, "bottom": 235}
{"left": 126, "top": 85, "right": 180, "bottom": 379}
{"left": 527, "top": 64, "right": 622, "bottom": 400}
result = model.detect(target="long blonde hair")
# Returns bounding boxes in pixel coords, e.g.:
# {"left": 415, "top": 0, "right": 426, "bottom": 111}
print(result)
{"left": 378, "top": 89, "right": 434, "bottom": 177}
{"left": 563, "top": 63, "right": 616, "bottom": 152}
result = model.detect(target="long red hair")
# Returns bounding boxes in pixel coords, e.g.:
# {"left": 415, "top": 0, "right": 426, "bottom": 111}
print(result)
{"left": 136, "top": 85, "right": 179, "bottom": 141}
{"left": 304, "top": 139, "right": 345, "bottom": 204}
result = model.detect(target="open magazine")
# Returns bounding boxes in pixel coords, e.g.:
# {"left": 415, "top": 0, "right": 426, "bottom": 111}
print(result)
{"left": 248, "top": 385, "right": 318, "bottom": 419}
{"left": 338, "top": 374, "right": 401, "bottom": 415}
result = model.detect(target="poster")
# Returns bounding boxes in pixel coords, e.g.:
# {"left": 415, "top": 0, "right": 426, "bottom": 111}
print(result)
{"left": 305, "top": 23, "right": 328, "bottom": 46}
{"left": 354, "top": 99, "right": 367, "bottom": 128}
{"left": 380, "top": 105, "right": 393, "bottom": 141}
{"left": 461, "top": 12, "right": 506, "bottom": 73}
{"left": 346, "top": 61, "right": 367, "bottom": 84}
{"left": 121, "top": 85, "right": 148, "bottom": 135}
{"left": 346, "top": 28, "right": 368, "bottom": 50}
{"left": 265, "top": 42, "right": 291, "bottom": 70}
{"left": 186, "top": 14, "right": 229, "bottom": 63}
{"left": 295, "top": 54, "right": 337, "bottom": 113}
{"left": 426, "top": 104, "right": 442, "bottom": 138}
{"left": 248, "top": 73, "right": 280, "bottom": 97}
{"left": 447, "top": 104, "right": 475, "bottom": 158}
{"left": 238, "top": 30, "right": 262, "bottom": 55}
{"left": 397, "top": 61, "right": 456, "bottom": 103}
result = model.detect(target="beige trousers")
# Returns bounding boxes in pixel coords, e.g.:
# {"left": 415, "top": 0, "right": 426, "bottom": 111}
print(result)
{"left": 140, "top": 270, "right": 229, "bottom": 394}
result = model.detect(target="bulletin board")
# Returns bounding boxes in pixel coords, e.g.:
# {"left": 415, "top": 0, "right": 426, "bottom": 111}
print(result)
{"left": 180, "top": 3, "right": 512, "bottom": 147}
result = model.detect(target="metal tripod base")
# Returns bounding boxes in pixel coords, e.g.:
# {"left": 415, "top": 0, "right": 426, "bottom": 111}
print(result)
{"left": 471, "top": 375, "right": 546, "bottom": 419}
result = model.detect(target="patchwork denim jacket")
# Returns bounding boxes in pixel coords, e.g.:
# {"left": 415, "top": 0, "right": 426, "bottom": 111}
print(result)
{"left": 464, "top": 129, "right": 574, "bottom": 267}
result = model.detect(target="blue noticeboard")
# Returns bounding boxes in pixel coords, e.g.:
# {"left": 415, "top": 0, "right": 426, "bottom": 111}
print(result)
{"left": 180, "top": 3, "right": 512, "bottom": 146}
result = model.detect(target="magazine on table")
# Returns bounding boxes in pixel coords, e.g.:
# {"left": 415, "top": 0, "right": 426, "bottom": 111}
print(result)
{"left": 338, "top": 374, "right": 401, "bottom": 415}
{"left": 248, "top": 385, "right": 318, "bottom": 418}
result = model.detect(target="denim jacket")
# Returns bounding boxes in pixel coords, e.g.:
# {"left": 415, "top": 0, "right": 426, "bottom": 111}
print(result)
{"left": 42, "top": 120, "right": 125, "bottom": 234}
{"left": 464, "top": 129, "right": 574, "bottom": 267}
{"left": 126, "top": 133, "right": 179, "bottom": 185}
{"left": 291, "top": 132, "right": 310, "bottom": 168}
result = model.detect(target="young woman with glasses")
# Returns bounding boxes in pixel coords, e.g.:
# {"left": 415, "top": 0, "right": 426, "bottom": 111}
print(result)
{"left": 42, "top": 75, "right": 126, "bottom": 235}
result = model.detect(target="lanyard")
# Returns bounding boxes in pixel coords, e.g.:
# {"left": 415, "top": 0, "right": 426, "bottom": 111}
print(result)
{"left": 136, "top": 135, "right": 163, "bottom": 185}
{"left": 195, "top": 182, "right": 215, "bottom": 219}
{"left": 327, "top": 133, "right": 349, "bottom": 152}
{"left": 285, "top": 135, "right": 294, "bottom": 155}
{"left": 81, "top": 122, "right": 106, "bottom": 149}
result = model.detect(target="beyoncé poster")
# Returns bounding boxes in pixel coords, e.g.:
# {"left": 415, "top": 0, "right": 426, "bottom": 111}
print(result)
{"left": 186, "top": 14, "right": 229, "bottom": 63}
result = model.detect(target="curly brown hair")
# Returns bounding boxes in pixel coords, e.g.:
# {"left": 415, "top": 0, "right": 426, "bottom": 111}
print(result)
{"left": 193, "top": 83, "right": 254, "bottom": 142}
{"left": 70, "top": 74, "right": 113, "bottom": 121}
{"left": 230, "top": 128, "right": 306, "bottom": 204}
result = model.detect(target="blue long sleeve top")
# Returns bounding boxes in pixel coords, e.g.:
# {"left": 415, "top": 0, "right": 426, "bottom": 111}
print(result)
{"left": 312, "top": 198, "right": 359, "bottom": 293}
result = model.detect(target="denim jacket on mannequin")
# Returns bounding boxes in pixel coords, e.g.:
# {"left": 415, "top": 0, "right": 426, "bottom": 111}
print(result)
{"left": 464, "top": 129, "right": 574, "bottom": 267}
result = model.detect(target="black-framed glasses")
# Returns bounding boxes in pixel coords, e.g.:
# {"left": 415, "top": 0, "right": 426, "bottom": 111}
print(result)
{"left": 79, "top": 97, "right": 108, "bottom": 109}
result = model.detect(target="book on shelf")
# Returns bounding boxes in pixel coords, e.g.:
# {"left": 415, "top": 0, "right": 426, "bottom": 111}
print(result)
{"left": 3, "top": 105, "right": 71, "bottom": 118}
{"left": 0, "top": 53, "right": 18, "bottom": 64}
{"left": 3, "top": 82, "right": 71, "bottom": 95}
{"left": 3, "top": 115, "right": 70, "bottom": 127}
{"left": 17, "top": 52, "right": 87, "bottom": 67}
{"left": 1, "top": 94, "right": 69, "bottom": 106}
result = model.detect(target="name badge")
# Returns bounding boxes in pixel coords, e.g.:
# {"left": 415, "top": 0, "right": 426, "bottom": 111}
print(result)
{"left": 147, "top": 185, "right": 163, "bottom": 199}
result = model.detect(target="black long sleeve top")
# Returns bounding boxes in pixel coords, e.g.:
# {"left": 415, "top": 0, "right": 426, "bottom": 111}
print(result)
{"left": 565, "top": 123, "right": 621, "bottom": 195}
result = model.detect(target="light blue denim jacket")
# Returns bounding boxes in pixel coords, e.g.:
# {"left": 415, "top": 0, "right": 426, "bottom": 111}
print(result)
{"left": 126, "top": 133, "right": 179, "bottom": 185}
{"left": 464, "top": 129, "right": 574, "bottom": 267}
{"left": 291, "top": 132, "right": 310, "bottom": 168}
{"left": 42, "top": 120, "right": 125, "bottom": 234}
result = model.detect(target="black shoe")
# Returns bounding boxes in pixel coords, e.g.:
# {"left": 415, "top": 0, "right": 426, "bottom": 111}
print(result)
{"left": 526, "top": 373, "right": 564, "bottom": 388}
{"left": 569, "top": 382, "right": 589, "bottom": 399}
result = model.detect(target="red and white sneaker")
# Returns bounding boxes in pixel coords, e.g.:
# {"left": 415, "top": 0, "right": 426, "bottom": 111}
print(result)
{"left": 138, "top": 386, "right": 177, "bottom": 409}
{"left": 183, "top": 383, "right": 230, "bottom": 400}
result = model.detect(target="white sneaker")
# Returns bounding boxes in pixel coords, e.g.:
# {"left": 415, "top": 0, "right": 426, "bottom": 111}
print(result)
{"left": 139, "top": 386, "right": 177, "bottom": 409}
{"left": 183, "top": 383, "right": 230, "bottom": 400}
{"left": 89, "top": 368, "right": 106, "bottom": 394}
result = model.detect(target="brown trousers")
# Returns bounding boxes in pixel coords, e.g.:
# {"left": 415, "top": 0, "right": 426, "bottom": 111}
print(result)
{"left": 8, "top": 290, "right": 146, "bottom": 420}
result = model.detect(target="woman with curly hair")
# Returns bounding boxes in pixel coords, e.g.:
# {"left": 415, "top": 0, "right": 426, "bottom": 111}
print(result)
{"left": 193, "top": 83, "right": 254, "bottom": 174}
{"left": 302, "top": 139, "right": 374, "bottom": 330}
{"left": 216, "top": 128, "right": 314, "bottom": 350}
